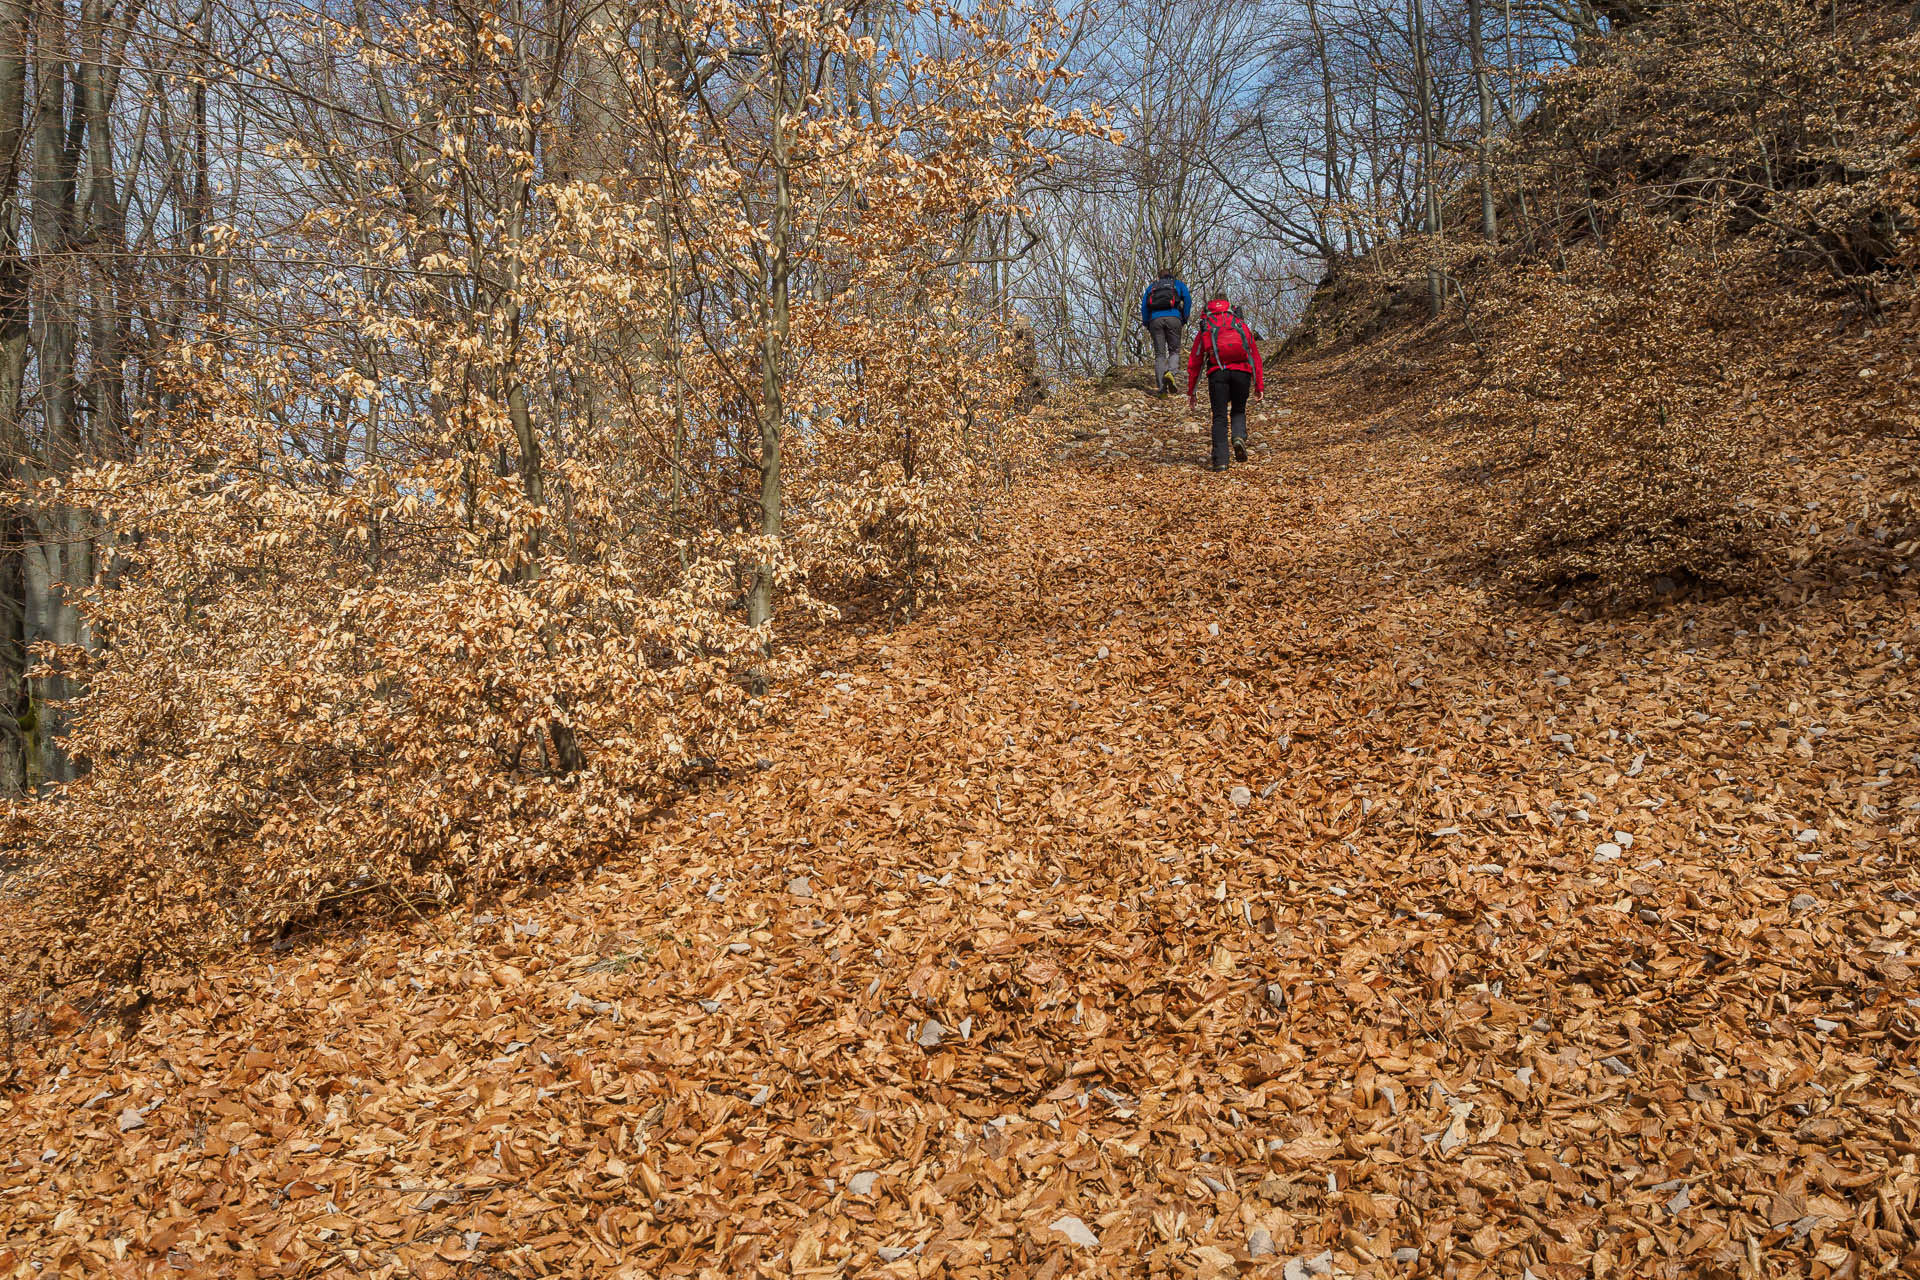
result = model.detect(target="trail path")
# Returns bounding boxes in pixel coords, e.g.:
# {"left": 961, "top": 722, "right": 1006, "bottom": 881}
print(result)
{"left": 4, "top": 360, "right": 1917, "bottom": 1278}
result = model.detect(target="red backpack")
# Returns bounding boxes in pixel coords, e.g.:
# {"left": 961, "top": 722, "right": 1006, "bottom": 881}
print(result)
{"left": 1200, "top": 313, "right": 1253, "bottom": 370}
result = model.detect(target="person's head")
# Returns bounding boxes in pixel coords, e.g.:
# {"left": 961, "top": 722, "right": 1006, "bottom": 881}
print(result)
{"left": 1159, "top": 266, "right": 1177, "bottom": 279}
{"left": 1210, "top": 293, "right": 1230, "bottom": 306}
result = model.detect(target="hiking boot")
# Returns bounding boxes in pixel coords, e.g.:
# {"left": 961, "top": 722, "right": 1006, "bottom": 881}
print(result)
{"left": 1232, "top": 438, "right": 1248, "bottom": 463}
{"left": 1162, "top": 372, "right": 1177, "bottom": 396}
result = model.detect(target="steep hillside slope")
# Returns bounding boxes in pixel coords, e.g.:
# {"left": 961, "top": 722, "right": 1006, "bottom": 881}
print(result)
{"left": 1280, "top": 0, "right": 1918, "bottom": 603}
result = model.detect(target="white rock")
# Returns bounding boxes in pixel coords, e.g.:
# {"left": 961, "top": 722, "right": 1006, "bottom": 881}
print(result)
{"left": 1615, "top": 831, "right": 1634, "bottom": 848}
{"left": 1248, "top": 1228, "right": 1275, "bottom": 1257}
{"left": 848, "top": 1171, "right": 878, "bottom": 1196}
{"left": 1230, "top": 786, "right": 1253, "bottom": 808}
{"left": 117, "top": 1108, "right": 145, "bottom": 1133}
{"left": 1049, "top": 1215, "right": 1099, "bottom": 1249}
{"left": 1595, "top": 842, "right": 1622, "bottom": 862}
{"left": 788, "top": 876, "right": 814, "bottom": 898}
{"left": 1207, "top": 622, "right": 1220, "bottom": 637}
{"left": 1282, "top": 1251, "right": 1335, "bottom": 1279}
{"left": 1796, "top": 828, "right": 1819, "bottom": 844}
{"left": 916, "top": 1019, "right": 945, "bottom": 1048}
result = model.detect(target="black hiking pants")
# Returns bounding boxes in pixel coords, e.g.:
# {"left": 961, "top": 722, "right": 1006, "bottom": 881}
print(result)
{"left": 1208, "top": 369, "right": 1250, "bottom": 469}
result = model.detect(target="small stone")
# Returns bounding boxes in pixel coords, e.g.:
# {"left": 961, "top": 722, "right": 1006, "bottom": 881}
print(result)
{"left": 1230, "top": 786, "right": 1253, "bottom": 809}
{"left": 788, "top": 876, "right": 814, "bottom": 898}
{"left": 1813, "top": 1017, "right": 1840, "bottom": 1033}
{"left": 1796, "top": 828, "right": 1819, "bottom": 844}
{"left": 1299, "top": 1251, "right": 1335, "bottom": 1277}
{"left": 1264, "top": 982, "right": 1286, "bottom": 1011}
{"left": 1096, "top": 645, "right": 1109, "bottom": 659}
{"left": 1615, "top": 831, "right": 1634, "bottom": 848}
{"left": 848, "top": 1171, "right": 878, "bottom": 1196}
{"left": 748, "top": 1084, "right": 771, "bottom": 1106}
{"left": 1248, "top": 1228, "right": 1275, "bottom": 1258}
{"left": 1199, "top": 1174, "right": 1226, "bottom": 1194}
{"left": 1790, "top": 893, "right": 1818, "bottom": 914}
{"left": 117, "top": 1108, "right": 145, "bottom": 1133}
{"left": 699, "top": 999, "right": 722, "bottom": 1013}
{"left": 877, "top": 1246, "right": 912, "bottom": 1262}
{"left": 1515, "top": 1066, "right": 1535, "bottom": 1087}
{"left": 1601, "top": 1056, "right": 1635, "bottom": 1077}
{"left": 1393, "top": 1247, "right": 1421, "bottom": 1263}
{"left": 727, "top": 941, "right": 750, "bottom": 954}
{"left": 1207, "top": 622, "right": 1220, "bottom": 637}
{"left": 1595, "top": 842, "right": 1622, "bottom": 862}
{"left": 1049, "top": 1215, "right": 1099, "bottom": 1248}
{"left": 916, "top": 1019, "right": 946, "bottom": 1049}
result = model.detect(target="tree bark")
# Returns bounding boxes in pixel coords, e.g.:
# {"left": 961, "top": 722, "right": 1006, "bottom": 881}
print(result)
{"left": 1470, "top": 0, "right": 1498, "bottom": 243}
{"left": 1410, "top": 0, "right": 1443, "bottom": 318}
{"left": 748, "top": 52, "right": 791, "bottom": 656}
{"left": 24, "top": 7, "right": 87, "bottom": 785}
{"left": 0, "top": 0, "right": 28, "bottom": 792}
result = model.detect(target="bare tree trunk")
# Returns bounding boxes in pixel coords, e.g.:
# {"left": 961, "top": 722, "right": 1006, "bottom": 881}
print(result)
{"left": 1303, "top": 0, "right": 1349, "bottom": 260}
{"left": 23, "top": 8, "right": 87, "bottom": 785}
{"left": 0, "top": 0, "right": 24, "bottom": 793}
{"left": 748, "top": 53, "right": 791, "bottom": 654}
{"left": 1410, "top": 0, "right": 1442, "bottom": 318}
{"left": 1470, "top": 0, "right": 1497, "bottom": 243}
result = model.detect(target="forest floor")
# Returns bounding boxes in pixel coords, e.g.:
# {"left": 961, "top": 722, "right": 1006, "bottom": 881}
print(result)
{"left": 3, "top": 338, "right": 1919, "bottom": 1279}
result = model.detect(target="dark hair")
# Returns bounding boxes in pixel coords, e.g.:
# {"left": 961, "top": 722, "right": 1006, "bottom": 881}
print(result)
{"left": 1159, "top": 267, "right": 1177, "bottom": 279}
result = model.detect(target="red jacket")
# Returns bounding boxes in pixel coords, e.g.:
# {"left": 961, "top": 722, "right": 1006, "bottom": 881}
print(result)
{"left": 1186, "top": 300, "right": 1264, "bottom": 397}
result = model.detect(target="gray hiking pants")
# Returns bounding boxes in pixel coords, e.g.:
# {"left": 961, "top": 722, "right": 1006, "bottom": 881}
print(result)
{"left": 1148, "top": 315, "right": 1183, "bottom": 386}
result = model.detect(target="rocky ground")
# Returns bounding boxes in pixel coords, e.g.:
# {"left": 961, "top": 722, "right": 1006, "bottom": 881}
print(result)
{"left": 3, "top": 345, "right": 1917, "bottom": 1279}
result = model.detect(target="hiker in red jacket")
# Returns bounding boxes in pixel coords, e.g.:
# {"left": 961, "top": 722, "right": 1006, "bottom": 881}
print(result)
{"left": 1186, "top": 296, "right": 1264, "bottom": 471}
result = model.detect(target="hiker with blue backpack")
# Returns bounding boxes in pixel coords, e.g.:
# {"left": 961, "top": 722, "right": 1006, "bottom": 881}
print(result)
{"left": 1139, "top": 269, "right": 1192, "bottom": 397}
{"left": 1185, "top": 295, "right": 1264, "bottom": 472}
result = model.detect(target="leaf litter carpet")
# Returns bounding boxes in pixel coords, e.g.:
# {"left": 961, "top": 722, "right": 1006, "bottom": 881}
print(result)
{"left": 4, "top": 363, "right": 1919, "bottom": 1279}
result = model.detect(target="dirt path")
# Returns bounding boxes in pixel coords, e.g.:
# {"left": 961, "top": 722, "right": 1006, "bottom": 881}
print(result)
{"left": 4, "top": 362, "right": 1917, "bottom": 1278}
